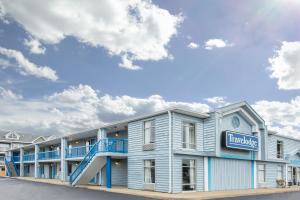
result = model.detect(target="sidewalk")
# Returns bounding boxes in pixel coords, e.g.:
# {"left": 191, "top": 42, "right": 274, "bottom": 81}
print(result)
{"left": 15, "top": 177, "right": 300, "bottom": 200}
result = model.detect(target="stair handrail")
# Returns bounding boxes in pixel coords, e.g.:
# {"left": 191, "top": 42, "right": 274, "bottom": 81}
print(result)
{"left": 69, "top": 140, "right": 100, "bottom": 183}
{"left": 4, "top": 157, "right": 12, "bottom": 176}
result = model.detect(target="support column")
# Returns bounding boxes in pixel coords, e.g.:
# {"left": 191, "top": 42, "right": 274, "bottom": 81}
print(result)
{"left": 204, "top": 157, "right": 209, "bottom": 191}
{"left": 20, "top": 148, "right": 24, "bottom": 177}
{"left": 60, "top": 137, "right": 68, "bottom": 181}
{"left": 34, "top": 144, "right": 39, "bottom": 178}
{"left": 106, "top": 156, "right": 111, "bottom": 189}
{"left": 98, "top": 128, "right": 107, "bottom": 185}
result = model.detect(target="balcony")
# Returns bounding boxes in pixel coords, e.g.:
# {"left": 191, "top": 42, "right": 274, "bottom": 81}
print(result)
{"left": 23, "top": 154, "right": 35, "bottom": 162}
{"left": 38, "top": 150, "right": 60, "bottom": 161}
{"left": 98, "top": 138, "right": 128, "bottom": 153}
{"left": 12, "top": 156, "right": 20, "bottom": 162}
{"left": 66, "top": 146, "right": 91, "bottom": 158}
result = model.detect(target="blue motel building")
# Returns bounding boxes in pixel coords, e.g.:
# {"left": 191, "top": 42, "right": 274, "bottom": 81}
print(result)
{"left": 5, "top": 101, "right": 300, "bottom": 192}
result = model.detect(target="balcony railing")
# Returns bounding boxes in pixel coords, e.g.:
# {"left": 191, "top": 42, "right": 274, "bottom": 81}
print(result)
{"left": 99, "top": 138, "right": 128, "bottom": 153}
{"left": 38, "top": 150, "right": 60, "bottom": 160}
{"left": 65, "top": 146, "right": 90, "bottom": 158}
{"left": 12, "top": 156, "right": 20, "bottom": 162}
{"left": 23, "top": 154, "right": 35, "bottom": 162}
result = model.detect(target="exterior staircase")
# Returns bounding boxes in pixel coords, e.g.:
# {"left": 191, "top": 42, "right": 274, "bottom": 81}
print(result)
{"left": 5, "top": 157, "right": 18, "bottom": 177}
{"left": 69, "top": 138, "right": 127, "bottom": 186}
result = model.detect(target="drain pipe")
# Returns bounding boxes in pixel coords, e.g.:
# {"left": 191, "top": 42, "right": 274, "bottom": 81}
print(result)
{"left": 168, "top": 111, "right": 172, "bottom": 193}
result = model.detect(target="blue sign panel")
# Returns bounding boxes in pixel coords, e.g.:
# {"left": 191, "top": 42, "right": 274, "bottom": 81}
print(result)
{"left": 224, "top": 131, "right": 258, "bottom": 151}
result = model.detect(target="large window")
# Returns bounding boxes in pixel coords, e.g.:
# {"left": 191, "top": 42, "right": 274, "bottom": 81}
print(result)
{"left": 277, "top": 140, "right": 284, "bottom": 159}
{"left": 288, "top": 166, "right": 292, "bottom": 182}
{"left": 182, "top": 159, "right": 196, "bottom": 191}
{"left": 277, "top": 165, "right": 283, "bottom": 179}
{"left": 182, "top": 122, "right": 196, "bottom": 149}
{"left": 144, "top": 160, "right": 155, "bottom": 184}
{"left": 258, "top": 164, "right": 266, "bottom": 183}
{"left": 144, "top": 120, "right": 155, "bottom": 145}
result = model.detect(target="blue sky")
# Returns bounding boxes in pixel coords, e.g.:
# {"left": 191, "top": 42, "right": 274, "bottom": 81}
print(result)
{"left": 0, "top": 0, "right": 299, "bottom": 137}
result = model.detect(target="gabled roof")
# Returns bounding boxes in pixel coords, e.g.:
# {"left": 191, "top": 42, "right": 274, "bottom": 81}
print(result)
{"left": 0, "top": 130, "right": 52, "bottom": 143}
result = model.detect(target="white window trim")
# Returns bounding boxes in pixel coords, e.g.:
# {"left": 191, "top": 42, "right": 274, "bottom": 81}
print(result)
{"left": 144, "top": 159, "right": 155, "bottom": 184}
{"left": 143, "top": 120, "right": 155, "bottom": 145}
{"left": 182, "top": 159, "right": 196, "bottom": 191}
{"left": 182, "top": 122, "right": 196, "bottom": 150}
{"left": 258, "top": 164, "right": 266, "bottom": 183}
{"left": 276, "top": 140, "right": 284, "bottom": 159}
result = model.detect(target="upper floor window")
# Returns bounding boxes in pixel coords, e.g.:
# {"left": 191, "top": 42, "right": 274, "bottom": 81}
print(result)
{"left": 182, "top": 122, "right": 196, "bottom": 149}
{"left": 144, "top": 120, "right": 155, "bottom": 145}
{"left": 277, "top": 140, "right": 284, "bottom": 159}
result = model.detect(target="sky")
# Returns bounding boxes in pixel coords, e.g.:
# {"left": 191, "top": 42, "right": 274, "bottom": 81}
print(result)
{"left": 0, "top": 0, "right": 299, "bottom": 137}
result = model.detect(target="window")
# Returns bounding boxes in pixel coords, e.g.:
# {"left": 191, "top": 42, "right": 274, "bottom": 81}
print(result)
{"left": 288, "top": 166, "right": 292, "bottom": 182}
{"left": 144, "top": 120, "right": 155, "bottom": 145}
{"left": 277, "top": 140, "right": 284, "bottom": 159}
{"left": 258, "top": 164, "right": 266, "bottom": 183}
{"left": 182, "top": 122, "right": 196, "bottom": 149}
{"left": 5, "top": 131, "right": 20, "bottom": 140}
{"left": 144, "top": 160, "right": 155, "bottom": 184}
{"left": 277, "top": 165, "right": 283, "bottom": 179}
{"left": 182, "top": 159, "right": 196, "bottom": 191}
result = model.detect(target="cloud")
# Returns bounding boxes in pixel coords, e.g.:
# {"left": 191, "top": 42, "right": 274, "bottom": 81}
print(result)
{"left": 253, "top": 97, "right": 300, "bottom": 138}
{"left": 0, "top": 84, "right": 209, "bottom": 135}
{"left": 268, "top": 41, "right": 300, "bottom": 90}
{"left": 0, "top": 86, "right": 22, "bottom": 100}
{"left": 204, "top": 96, "right": 229, "bottom": 107}
{"left": 0, "top": 46, "right": 58, "bottom": 81}
{"left": 204, "top": 39, "right": 233, "bottom": 50}
{"left": 24, "top": 37, "right": 46, "bottom": 54}
{"left": 187, "top": 42, "right": 199, "bottom": 49}
{"left": 0, "top": 0, "right": 182, "bottom": 70}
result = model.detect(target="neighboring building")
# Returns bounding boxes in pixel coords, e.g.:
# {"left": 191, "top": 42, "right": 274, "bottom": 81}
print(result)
{"left": 0, "top": 130, "right": 51, "bottom": 176}
{"left": 5, "top": 102, "right": 300, "bottom": 192}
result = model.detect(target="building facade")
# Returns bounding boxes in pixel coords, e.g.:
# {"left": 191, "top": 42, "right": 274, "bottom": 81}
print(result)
{"left": 0, "top": 130, "right": 50, "bottom": 177}
{"left": 6, "top": 102, "right": 300, "bottom": 192}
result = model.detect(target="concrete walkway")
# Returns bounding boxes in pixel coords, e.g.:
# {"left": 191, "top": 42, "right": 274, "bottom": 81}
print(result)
{"left": 15, "top": 177, "right": 300, "bottom": 200}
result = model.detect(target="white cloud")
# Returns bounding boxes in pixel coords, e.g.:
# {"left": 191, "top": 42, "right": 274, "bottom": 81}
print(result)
{"left": 187, "top": 42, "right": 199, "bottom": 49}
{"left": 0, "top": 46, "right": 58, "bottom": 81}
{"left": 204, "top": 38, "right": 233, "bottom": 50}
{"left": 0, "top": 0, "right": 182, "bottom": 69}
{"left": 253, "top": 97, "right": 300, "bottom": 138}
{"left": 268, "top": 41, "right": 300, "bottom": 90}
{"left": 0, "top": 86, "right": 22, "bottom": 100}
{"left": 24, "top": 37, "right": 46, "bottom": 54}
{"left": 0, "top": 84, "right": 209, "bottom": 135}
{"left": 204, "top": 96, "right": 229, "bottom": 106}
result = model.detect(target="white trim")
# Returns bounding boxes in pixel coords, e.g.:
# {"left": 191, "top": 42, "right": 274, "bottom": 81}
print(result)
{"left": 32, "top": 136, "right": 46, "bottom": 144}
{"left": 168, "top": 111, "right": 172, "bottom": 193}
{"left": 204, "top": 157, "right": 209, "bottom": 191}
{"left": 254, "top": 161, "right": 257, "bottom": 188}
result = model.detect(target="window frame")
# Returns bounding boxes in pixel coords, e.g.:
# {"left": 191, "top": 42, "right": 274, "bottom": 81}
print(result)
{"left": 276, "top": 140, "right": 284, "bottom": 159}
{"left": 258, "top": 164, "right": 266, "bottom": 183}
{"left": 182, "top": 159, "right": 196, "bottom": 191}
{"left": 143, "top": 120, "right": 155, "bottom": 145}
{"left": 182, "top": 122, "right": 196, "bottom": 150}
{"left": 144, "top": 159, "right": 155, "bottom": 184}
{"left": 277, "top": 165, "right": 283, "bottom": 180}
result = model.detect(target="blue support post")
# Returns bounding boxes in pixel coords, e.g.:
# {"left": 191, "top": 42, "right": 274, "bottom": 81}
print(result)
{"left": 106, "top": 156, "right": 112, "bottom": 188}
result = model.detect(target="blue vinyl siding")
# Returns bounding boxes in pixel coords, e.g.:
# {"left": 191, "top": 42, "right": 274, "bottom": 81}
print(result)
{"left": 172, "top": 113, "right": 204, "bottom": 152}
{"left": 211, "top": 158, "right": 252, "bottom": 191}
{"left": 203, "top": 112, "right": 216, "bottom": 152}
{"left": 127, "top": 113, "right": 169, "bottom": 192}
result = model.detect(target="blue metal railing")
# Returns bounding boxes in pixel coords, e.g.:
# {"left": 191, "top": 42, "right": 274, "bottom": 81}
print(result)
{"left": 23, "top": 154, "right": 35, "bottom": 162}
{"left": 4, "top": 157, "right": 12, "bottom": 176}
{"left": 12, "top": 156, "right": 20, "bottom": 162}
{"left": 38, "top": 150, "right": 60, "bottom": 160}
{"left": 66, "top": 146, "right": 88, "bottom": 158}
{"left": 69, "top": 138, "right": 127, "bottom": 184}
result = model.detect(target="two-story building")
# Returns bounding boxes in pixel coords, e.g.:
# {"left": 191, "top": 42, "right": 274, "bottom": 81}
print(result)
{"left": 6, "top": 101, "right": 300, "bottom": 192}
{"left": 0, "top": 130, "right": 51, "bottom": 176}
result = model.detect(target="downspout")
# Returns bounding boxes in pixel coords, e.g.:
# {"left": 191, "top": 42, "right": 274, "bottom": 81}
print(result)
{"left": 168, "top": 111, "right": 172, "bottom": 193}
